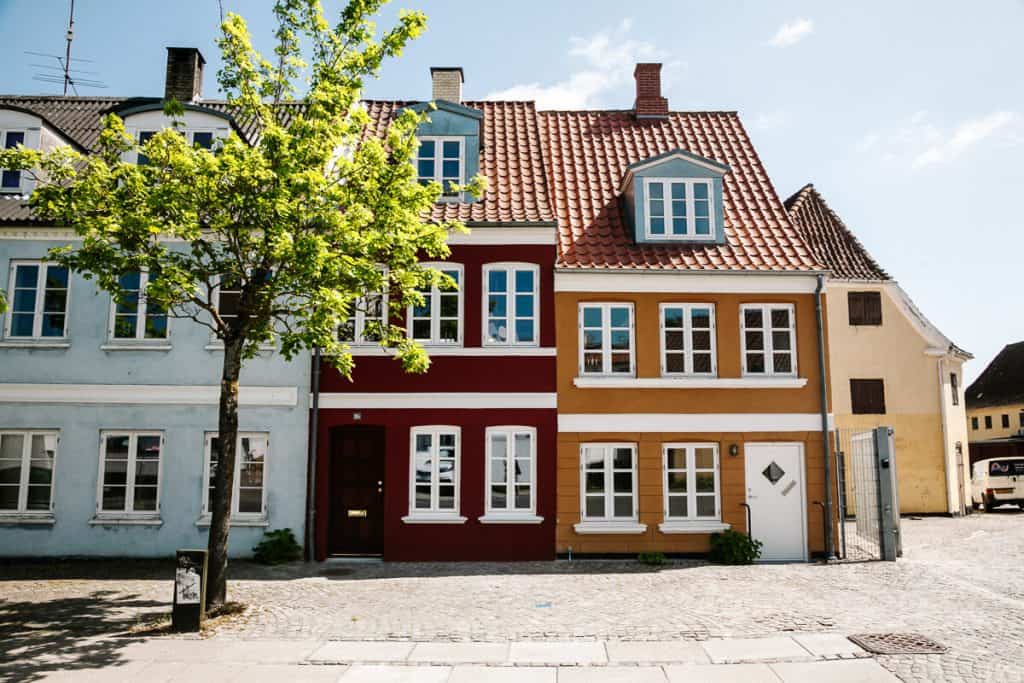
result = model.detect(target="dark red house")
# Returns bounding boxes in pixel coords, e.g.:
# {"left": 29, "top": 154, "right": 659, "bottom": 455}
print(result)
{"left": 311, "top": 70, "right": 557, "bottom": 561}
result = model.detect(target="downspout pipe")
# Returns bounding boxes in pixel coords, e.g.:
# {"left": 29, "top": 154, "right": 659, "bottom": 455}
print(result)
{"left": 305, "top": 345, "right": 322, "bottom": 562}
{"left": 814, "top": 274, "right": 836, "bottom": 560}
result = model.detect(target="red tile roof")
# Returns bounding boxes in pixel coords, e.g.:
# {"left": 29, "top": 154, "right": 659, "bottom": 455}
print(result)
{"left": 537, "top": 110, "right": 822, "bottom": 271}
{"left": 784, "top": 183, "right": 890, "bottom": 281}
{"left": 0, "top": 97, "right": 553, "bottom": 226}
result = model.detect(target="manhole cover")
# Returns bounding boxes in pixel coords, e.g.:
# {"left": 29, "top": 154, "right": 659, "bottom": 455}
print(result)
{"left": 848, "top": 633, "right": 948, "bottom": 655}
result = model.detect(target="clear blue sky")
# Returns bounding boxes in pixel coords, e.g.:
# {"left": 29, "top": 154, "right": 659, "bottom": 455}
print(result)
{"left": 2, "top": 0, "right": 1022, "bottom": 380}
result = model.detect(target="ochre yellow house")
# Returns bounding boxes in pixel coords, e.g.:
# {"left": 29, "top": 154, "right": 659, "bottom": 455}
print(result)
{"left": 786, "top": 185, "right": 972, "bottom": 515}
{"left": 966, "top": 342, "right": 1024, "bottom": 441}
{"left": 540, "top": 65, "right": 837, "bottom": 561}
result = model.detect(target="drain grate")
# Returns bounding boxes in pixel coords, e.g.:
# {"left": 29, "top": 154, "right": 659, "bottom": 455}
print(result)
{"left": 848, "top": 633, "right": 948, "bottom": 655}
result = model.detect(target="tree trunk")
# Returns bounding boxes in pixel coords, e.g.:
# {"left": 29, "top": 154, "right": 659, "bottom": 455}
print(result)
{"left": 206, "top": 336, "right": 244, "bottom": 610}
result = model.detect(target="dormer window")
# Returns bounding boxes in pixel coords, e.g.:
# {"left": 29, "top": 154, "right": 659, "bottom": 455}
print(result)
{"left": 136, "top": 129, "right": 217, "bottom": 164}
{"left": 1, "top": 130, "right": 26, "bottom": 191}
{"left": 417, "top": 136, "right": 462, "bottom": 198}
{"left": 643, "top": 178, "right": 713, "bottom": 240}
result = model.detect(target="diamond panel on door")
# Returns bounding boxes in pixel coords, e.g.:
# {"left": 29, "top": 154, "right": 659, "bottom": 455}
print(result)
{"left": 762, "top": 461, "right": 785, "bottom": 485}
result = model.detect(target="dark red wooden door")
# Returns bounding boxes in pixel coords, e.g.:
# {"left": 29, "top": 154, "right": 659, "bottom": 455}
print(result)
{"left": 328, "top": 426, "right": 385, "bottom": 555}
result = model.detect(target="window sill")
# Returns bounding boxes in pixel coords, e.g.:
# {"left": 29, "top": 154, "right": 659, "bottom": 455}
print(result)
{"left": 478, "top": 513, "right": 544, "bottom": 525}
{"left": 0, "top": 513, "right": 55, "bottom": 525}
{"left": 401, "top": 514, "right": 468, "bottom": 525}
{"left": 195, "top": 516, "right": 269, "bottom": 528}
{"left": 573, "top": 377, "right": 807, "bottom": 389}
{"left": 205, "top": 342, "right": 276, "bottom": 353}
{"left": 90, "top": 516, "right": 163, "bottom": 527}
{"left": 573, "top": 521, "right": 647, "bottom": 535}
{"left": 0, "top": 340, "right": 70, "bottom": 350}
{"left": 345, "top": 346, "right": 556, "bottom": 357}
{"left": 658, "top": 521, "right": 730, "bottom": 534}
{"left": 100, "top": 343, "right": 172, "bottom": 352}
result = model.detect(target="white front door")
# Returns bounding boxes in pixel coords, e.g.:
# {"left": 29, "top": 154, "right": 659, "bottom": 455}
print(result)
{"left": 745, "top": 443, "right": 807, "bottom": 562}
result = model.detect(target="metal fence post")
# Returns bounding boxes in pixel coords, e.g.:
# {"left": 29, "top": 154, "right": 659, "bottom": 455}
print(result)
{"left": 874, "top": 427, "right": 900, "bottom": 561}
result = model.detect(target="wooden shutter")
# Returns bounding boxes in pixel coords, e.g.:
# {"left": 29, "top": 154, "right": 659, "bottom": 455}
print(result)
{"left": 850, "top": 379, "right": 886, "bottom": 414}
{"left": 848, "top": 291, "right": 882, "bottom": 325}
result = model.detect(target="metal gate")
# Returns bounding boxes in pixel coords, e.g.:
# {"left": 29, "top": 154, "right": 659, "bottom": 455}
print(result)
{"left": 834, "top": 426, "right": 902, "bottom": 561}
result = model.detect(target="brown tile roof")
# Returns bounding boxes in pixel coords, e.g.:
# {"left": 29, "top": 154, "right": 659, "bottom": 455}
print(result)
{"left": 536, "top": 110, "right": 822, "bottom": 271}
{"left": 0, "top": 96, "right": 553, "bottom": 226}
{"left": 784, "top": 183, "right": 890, "bottom": 281}
{"left": 966, "top": 341, "right": 1024, "bottom": 410}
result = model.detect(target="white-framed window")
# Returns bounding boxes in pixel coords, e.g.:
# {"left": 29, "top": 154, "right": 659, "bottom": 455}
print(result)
{"left": 660, "top": 303, "right": 716, "bottom": 376}
{"left": 96, "top": 431, "right": 163, "bottom": 517}
{"left": 109, "top": 271, "right": 169, "bottom": 342}
{"left": 663, "top": 443, "right": 720, "bottom": 522}
{"left": 339, "top": 269, "right": 388, "bottom": 345}
{"left": 406, "top": 426, "right": 463, "bottom": 521}
{"left": 580, "top": 443, "right": 638, "bottom": 522}
{"left": 417, "top": 136, "right": 463, "bottom": 197}
{"left": 1, "top": 129, "right": 26, "bottom": 191}
{"left": 409, "top": 264, "right": 463, "bottom": 345}
{"left": 643, "top": 178, "right": 714, "bottom": 240}
{"left": 5, "top": 260, "right": 70, "bottom": 339}
{"left": 485, "top": 426, "right": 536, "bottom": 516}
{"left": 483, "top": 263, "right": 538, "bottom": 346}
{"left": 740, "top": 303, "right": 797, "bottom": 377}
{"left": 202, "top": 432, "right": 269, "bottom": 520}
{"left": 0, "top": 430, "right": 57, "bottom": 516}
{"left": 213, "top": 276, "right": 242, "bottom": 329}
{"left": 136, "top": 128, "right": 217, "bottom": 165}
{"left": 579, "top": 303, "right": 634, "bottom": 376}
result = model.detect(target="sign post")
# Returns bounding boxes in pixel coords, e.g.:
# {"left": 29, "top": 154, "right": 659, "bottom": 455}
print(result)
{"left": 172, "top": 549, "right": 207, "bottom": 632}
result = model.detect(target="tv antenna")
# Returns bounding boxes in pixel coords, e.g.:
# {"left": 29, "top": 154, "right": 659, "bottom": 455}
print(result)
{"left": 26, "top": 0, "right": 107, "bottom": 95}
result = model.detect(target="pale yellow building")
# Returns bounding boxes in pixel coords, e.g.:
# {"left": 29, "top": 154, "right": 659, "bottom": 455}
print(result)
{"left": 786, "top": 185, "right": 972, "bottom": 515}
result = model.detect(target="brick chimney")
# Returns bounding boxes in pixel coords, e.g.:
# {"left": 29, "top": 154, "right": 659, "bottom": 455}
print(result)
{"left": 430, "top": 67, "right": 464, "bottom": 103}
{"left": 164, "top": 47, "right": 205, "bottom": 102}
{"left": 633, "top": 63, "right": 668, "bottom": 119}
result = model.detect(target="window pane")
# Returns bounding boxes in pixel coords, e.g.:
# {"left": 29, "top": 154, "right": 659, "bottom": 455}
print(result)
{"left": 192, "top": 131, "right": 214, "bottom": 149}
{"left": 772, "top": 331, "right": 791, "bottom": 351}
{"left": 488, "top": 270, "right": 507, "bottom": 292}
{"left": 746, "top": 353, "right": 765, "bottom": 374}
{"left": 415, "top": 484, "right": 431, "bottom": 509}
{"left": 585, "top": 472, "right": 604, "bottom": 493}
{"left": 692, "top": 330, "right": 711, "bottom": 351}
{"left": 515, "top": 294, "right": 533, "bottom": 318}
{"left": 442, "top": 140, "right": 460, "bottom": 158}
{"left": 610, "top": 353, "right": 631, "bottom": 373}
{"left": 488, "top": 319, "right": 507, "bottom": 343}
{"left": 417, "top": 159, "right": 435, "bottom": 179}
{"left": 666, "top": 353, "right": 685, "bottom": 373}
{"left": 491, "top": 459, "right": 507, "bottom": 484}
{"left": 663, "top": 307, "right": 683, "bottom": 328}
{"left": 1, "top": 434, "right": 25, "bottom": 461}
{"left": 583, "top": 353, "right": 603, "bottom": 373}
{"left": 514, "top": 459, "right": 531, "bottom": 483}
{"left": 665, "top": 330, "right": 684, "bottom": 351}
{"left": 691, "top": 308, "right": 711, "bottom": 328}
{"left": 696, "top": 496, "right": 716, "bottom": 517}
{"left": 668, "top": 471, "right": 687, "bottom": 493}
{"left": 582, "top": 306, "right": 602, "bottom": 327}
{"left": 745, "top": 331, "right": 764, "bottom": 350}
{"left": 133, "top": 486, "right": 157, "bottom": 511}
{"left": 610, "top": 330, "right": 630, "bottom": 350}
{"left": 585, "top": 496, "right": 605, "bottom": 517}
{"left": 610, "top": 307, "right": 630, "bottom": 328}
{"left": 12, "top": 288, "right": 36, "bottom": 313}
{"left": 584, "top": 449, "right": 605, "bottom": 469}
{"left": 744, "top": 309, "right": 763, "bottom": 329}
{"left": 134, "top": 460, "right": 159, "bottom": 487}
{"left": 514, "top": 270, "right": 534, "bottom": 293}
{"left": 490, "top": 485, "right": 507, "bottom": 509}
{"left": 442, "top": 159, "right": 459, "bottom": 178}
{"left": 773, "top": 354, "right": 793, "bottom": 374}
{"left": 671, "top": 215, "right": 687, "bottom": 234}
{"left": 670, "top": 183, "right": 686, "bottom": 200}
{"left": 694, "top": 448, "right": 715, "bottom": 469}
{"left": 695, "top": 217, "right": 710, "bottom": 235}
{"left": 40, "top": 313, "right": 65, "bottom": 337}
{"left": 668, "top": 496, "right": 687, "bottom": 517}
{"left": 515, "top": 485, "right": 530, "bottom": 509}
{"left": 491, "top": 433, "right": 507, "bottom": 459}
{"left": 693, "top": 183, "right": 709, "bottom": 199}
{"left": 439, "top": 294, "right": 459, "bottom": 317}
{"left": 515, "top": 319, "right": 534, "bottom": 343}
{"left": 771, "top": 309, "right": 790, "bottom": 328}
{"left": 26, "top": 485, "right": 51, "bottom": 510}
{"left": 696, "top": 472, "right": 715, "bottom": 493}
{"left": 438, "top": 485, "right": 455, "bottom": 509}
{"left": 666, "top": 448, "right": 686, "bottom": 470}
{"left": 583, "top": 330, "right": 602, "bottom": 351}
{"left": 514, "top": 433, "right": 531, "bottom": 460}
{"left": 238, "top": 488, "right": 262, "bottom": 513}
{"left": 0, "top": 486, "right": 18, "bottom": 509}
{"left": 418, "top": 140, "right": 435, "bottom": 158}
{"left": 613, "top": 471, "right": 632, "bottom": 494}
{"left": 648, "top": 183, "right": 663, "bottom": 199}
{"left": 15, "top": 264, "right": 38, "bottom": 288}
{"left": 613, "top": 448, "right": 632, "bottom": 469}
{"left": 1, "top": 169, "right": 20, "bottom": 188}
{"left": 439, "top": 319, "right": 459, "bottom": 342}
{"left": 613, "top": 495, "right": 632, "bottom": 517}
{"left": 649, "top": 217, "right": 665, "bottom": 234}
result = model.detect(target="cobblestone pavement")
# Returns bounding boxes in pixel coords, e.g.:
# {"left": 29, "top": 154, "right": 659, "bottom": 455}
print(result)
{"left": 2, "top": 509, "right": 1022, "bottom": 682}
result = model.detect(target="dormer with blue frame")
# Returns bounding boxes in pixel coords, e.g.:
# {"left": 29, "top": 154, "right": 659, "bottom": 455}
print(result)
{"left": 620, "top": 149, "right": 730, "bottom": 245}
{"left": 404, "top": 67, "right": 483, "bottom": 203}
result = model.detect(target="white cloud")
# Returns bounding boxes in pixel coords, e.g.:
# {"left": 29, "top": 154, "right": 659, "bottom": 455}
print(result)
{"left": 767, "top": 18, "right": 814, "bottom": 48}
{"left": 484, "top": 20, "right": 668, "bottom": 110}
{"left": 858, "top": 110, "right": 1018, "bottom": 170}
{"left": 912, "top": 111, "right": 1016, "bottom": 168}
{"left": 749, "top": 111, "right": 790, "bottom": 131}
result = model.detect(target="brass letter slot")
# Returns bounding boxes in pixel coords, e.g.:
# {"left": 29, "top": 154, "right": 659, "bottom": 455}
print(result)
{"left": 347, "top": 509, "right": 368, "bottom": 518}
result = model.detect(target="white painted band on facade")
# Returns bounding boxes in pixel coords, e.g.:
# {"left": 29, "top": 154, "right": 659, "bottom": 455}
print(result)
{"left": 558, "top": 412, "right": 835, "bottom": 433}
{"left": 0, "top": 384, "right": 299, "bottom": 407}
{"left": 447, "top": 227, "right": 557, "bottom": 245}
{"left": 317, "top": 392, "right": 557, "bottom": 409}
{"left": 554, "top": 271, "right": 822, "bottom": 294}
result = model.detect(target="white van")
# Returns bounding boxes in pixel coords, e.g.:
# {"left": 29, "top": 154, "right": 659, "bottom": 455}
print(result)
{"left": 972, "top": 457, "right": 1024, "bottom": 511}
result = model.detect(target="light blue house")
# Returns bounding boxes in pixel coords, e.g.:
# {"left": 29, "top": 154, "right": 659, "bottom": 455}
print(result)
{"left": 0, "top": 49, "right": 310, "bottom": 557}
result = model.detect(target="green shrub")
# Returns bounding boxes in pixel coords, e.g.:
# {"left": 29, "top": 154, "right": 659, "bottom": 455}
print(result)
{"left": 252, "top": 528, "right": 302, "bottom": 565}
{"left": 638, "top": 551, "right": 666, "bottom": 566}
{"left": 709, "top": 529, "right": 762, "bottom": 565}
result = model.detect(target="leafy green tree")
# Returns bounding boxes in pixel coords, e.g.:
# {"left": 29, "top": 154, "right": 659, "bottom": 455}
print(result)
{"left": 0, "top": 0, "right": 482, "bottom": 608}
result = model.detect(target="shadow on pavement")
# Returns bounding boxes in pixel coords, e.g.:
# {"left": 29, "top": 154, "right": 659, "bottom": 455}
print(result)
{"left": 0, "top": 591, "right": 166, "bottom": 682}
